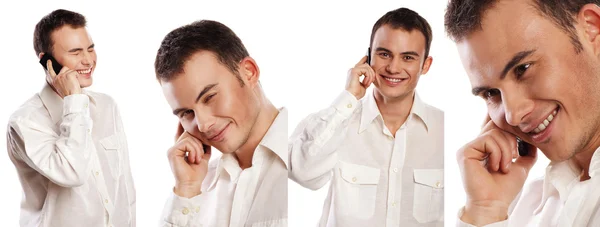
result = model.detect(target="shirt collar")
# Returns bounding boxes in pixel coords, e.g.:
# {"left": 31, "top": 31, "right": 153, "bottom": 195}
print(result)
{"left": 358, "top": 91, "right": 430, "bottom": 133}
{"left": 534, "top": 147, "right": 600, "bottom": 213}
{"left": 39, "top": 83, "right": 96, "bottom": 124}
{"left": 206, "top": 107, "right": 288, "bottom": 191}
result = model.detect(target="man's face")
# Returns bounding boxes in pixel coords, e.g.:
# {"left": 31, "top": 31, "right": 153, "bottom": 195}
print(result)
{"left": 370, "top": 25, "right": 432, "bottom": 100}
{"left": 162, "top": 51, "right": 261, "bottom": 154}
{"left": 457, "top": 0, "right": 600, "bottom": 161}
{"left": 48, "top": 26, "right": 96, "bottom": 88}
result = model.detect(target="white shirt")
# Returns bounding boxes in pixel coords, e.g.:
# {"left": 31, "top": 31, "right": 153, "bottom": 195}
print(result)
{"left": 161, "top": 108, "right": 288, "bottom": 227}
{"left": 6, "top": 84, "right": 136, "bottom": 227}
{"left": 457, "top": 147, "right": 600, "bottom": 227}
{"left": 289, "top": 91, "right": 444, "bottom": 227}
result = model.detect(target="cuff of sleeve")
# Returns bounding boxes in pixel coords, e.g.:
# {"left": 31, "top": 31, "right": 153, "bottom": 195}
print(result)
{"left": 331, "top": 91, "right": 359, "bottom": 118}
{"left": 162, "top": 190, "right": 204, "bottom": 226}
{"left": 457, "top": 207, "right": 508, "bottom": 227}
{"left": 63, "top": 94, "right": 90, "bottom": 116}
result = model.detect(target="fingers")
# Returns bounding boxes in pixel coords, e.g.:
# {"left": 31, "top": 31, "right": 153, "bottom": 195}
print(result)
{"left": 464, "top": 129, "right": 517, "bottom": 173}
{"left": 175, "top": 123, "right": 185, "bottom": 143}
{"left": 172, "top": 132, "right": 207, "bottom": 165}
{"left": 46, "top": 60, "right": 57, "bottom": 77}
{"left": 356, "top": 55, "right": 368, "bottom": 66}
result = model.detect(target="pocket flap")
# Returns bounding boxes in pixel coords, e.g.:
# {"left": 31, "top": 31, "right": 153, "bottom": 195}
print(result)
{"left": 413, "top": 169, "right": 443, "bottom": 188}
{"left": 100, "top": 134, "right": 120, "bottom": 150}
{"left": 339, "top": 161, "right": 380, "bottom": 185}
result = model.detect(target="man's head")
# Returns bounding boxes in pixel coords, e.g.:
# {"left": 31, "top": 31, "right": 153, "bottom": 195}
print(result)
{"left": 368, "top": 7, "right": 433, "bottom": 101}
{"left": 155, "top": 20, "right": 263, "bottom": 154}
{"left": 445, "top": 0, "right": 600, "bottom": 161}
{"left": 34, "top": 9, "right": 96, "bottom": 87}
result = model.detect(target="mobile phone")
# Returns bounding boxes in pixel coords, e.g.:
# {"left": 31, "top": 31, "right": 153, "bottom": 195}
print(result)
{"left": 367, "top": 47, "right": 371, "bottom": 65}
{"left": 39, "top": 54, "right": 63, "bottom": 74}
{"left": 516, "top": 137, "right": 530, "bottom": 156}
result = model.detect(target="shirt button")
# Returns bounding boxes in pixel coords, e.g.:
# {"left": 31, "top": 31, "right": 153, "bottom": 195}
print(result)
{"left": 87, "top": 128, "right": 91, "bottom": 133}
{"left": 436, "top": 182, "right": 441, "bottom": 188}
{"left": 347, "top": 104, "right": 352, "bottom": 108}
{"left": 391, "top": 202, "right": 397, "bottom": 207}
{"left": 104, "top": 199, "right": 108, "bottom": 204}
{"left": 85, "top": 103, "right": 89, "bottom": 108}
{"left": 393, "top": 168, "right": 398, "bottom": 173}
{"left": 95, "top": 171, "right": 99, "bottom": 176}
{"left": 182, "top": 207, "right": 190, "bottom": 215}
{"left": 352, "top": 177, "right": 357, "bottom": 182}
{"left": 195, "top": 207, "right": 200, "bottom": 213}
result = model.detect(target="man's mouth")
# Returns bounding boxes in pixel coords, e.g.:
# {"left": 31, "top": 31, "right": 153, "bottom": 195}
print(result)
{"left": 380, "top": 75, "right": 408, "bottom": 84}
{"left": 530, "top": 108, "right": 558, "bottom": 134}
{"left": 76, "top": 67, "right": 92, "bottom": 74}
{"left": 207, "top": 123, "right": 230, "bottom": 142}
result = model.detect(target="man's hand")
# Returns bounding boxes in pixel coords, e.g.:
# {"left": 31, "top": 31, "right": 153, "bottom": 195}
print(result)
{"left": 46, "top": 59, "right": 82, "bottom": 98}
{"left": 458, "top": 117, "right": 538, "bottom": 226}
{"left": 169, "top": 123, "right": 211, "bottom": 198}
{"left": 345, "top": 56, "right": 375, "bottom": 99}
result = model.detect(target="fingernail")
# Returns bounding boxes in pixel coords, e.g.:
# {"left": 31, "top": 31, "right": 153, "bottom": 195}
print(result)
{"left": 506, "top": 162, "right": 511, "bottom": 170}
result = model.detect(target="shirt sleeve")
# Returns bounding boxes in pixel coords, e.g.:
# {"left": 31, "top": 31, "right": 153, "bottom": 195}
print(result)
{"left": 7, "top": 94, "right": 94, "bottom": 187}
{"left": 160, "top": 191, "right": 207, "bottom": 227}
{"left": 456, "top": 207, "right": 508, "bottom": 227}
{"left": 288, "top": 90, "right": 359, "bottom": 190}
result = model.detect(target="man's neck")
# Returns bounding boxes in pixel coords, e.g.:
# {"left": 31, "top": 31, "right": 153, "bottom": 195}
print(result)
{"left": 573, "top": 131, "right": 600, "bottom": 181}
{"left": 373, "top": 90, "right": 415, "bottom": 136}
{"left": 234, "top": 94, "right": 278, "bottom": 170}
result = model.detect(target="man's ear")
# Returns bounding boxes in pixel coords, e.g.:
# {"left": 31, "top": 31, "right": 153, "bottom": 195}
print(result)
{"left": 239, "top": 56, "right": 260, "bottom": 88}
{"left": 421, "top": 56, "right": 433, "bottom": 75}
{"left": 38, "top": 52, "right": 44, "bottom": 59}
{"left": 578, "top": 3, "right": 600, "bottom": 56}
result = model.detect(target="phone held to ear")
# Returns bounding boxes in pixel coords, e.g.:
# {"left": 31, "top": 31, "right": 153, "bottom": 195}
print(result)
{"left": 39, "top": 54, "right": 63, "bottom": 74}
{"left": 517, "top": 137, "right": 530, "bottom": 156}
{"left": 366, "top": 47, "right": 371, "bottom": 65}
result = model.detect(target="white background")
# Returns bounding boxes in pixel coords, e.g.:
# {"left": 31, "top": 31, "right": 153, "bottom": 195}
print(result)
{"left": 0, "top": 0, "right": 549, "bottom": 226}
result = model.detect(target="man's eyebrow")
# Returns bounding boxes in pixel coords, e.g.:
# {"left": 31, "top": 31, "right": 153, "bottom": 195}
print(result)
{"left": 195, "top": 83, "right": 218, "bottom": 103}
{"left": 171, "top": 83, "right": 219, "bottom": 116}
{"left": 374, "top": 47, "right": 420, "bottom": 57}
{"left": 471, "top": 49, "right": 536, "bottom": 96}
{"left": 500, "top": 49, "right": 536, "bottom": 79}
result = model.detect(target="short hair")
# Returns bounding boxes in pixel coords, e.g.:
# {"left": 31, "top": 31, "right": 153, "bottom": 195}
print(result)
{"left": 154, "top": 20, "right": 249, "bottom": 85}
{"left": 370, "top": 7, "right": 433, "bottom": 58}
{"left": 33, "top": 9, "right": 87, "bottom": 56}
{"left": 445, "top": 0, "right": 600, "bottom": 53}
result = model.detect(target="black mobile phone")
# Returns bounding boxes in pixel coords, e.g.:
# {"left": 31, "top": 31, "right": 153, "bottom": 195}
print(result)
{"left": 39, "top": 54, "right": 63, "bottom": 74}
{"left": 367, "top": 47, "right": 371, "bottom": 65}
{"left": 516, "top": 137, "right": 530, "bottom": 156}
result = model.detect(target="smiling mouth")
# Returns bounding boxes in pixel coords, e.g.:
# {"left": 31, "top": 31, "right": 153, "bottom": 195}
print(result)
{"left": 207, "top": 123, "right": 230, "bottom": 142}
{"left": 381, "top": 75, "right": 407, "bottom": 83}
{"left": 76, "top": 68, "right": 92, "bottom": 74}
{"left": 529, "top": 108, "right": 558, "bottom": 135}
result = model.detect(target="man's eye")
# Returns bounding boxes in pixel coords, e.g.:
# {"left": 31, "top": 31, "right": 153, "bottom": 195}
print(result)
{"left": 484, "top": 89, "right": 500, "bottom": 98}
{"left": 514, "top": 63, "right": 531, "bottom": 77}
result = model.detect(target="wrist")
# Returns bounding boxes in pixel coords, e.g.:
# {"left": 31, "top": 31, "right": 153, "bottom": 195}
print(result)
{"left": 174, "top": 182, "right": 202, "bottom": 198}
{"left": 461, "top": 202, "right": 508, "bottom": 226}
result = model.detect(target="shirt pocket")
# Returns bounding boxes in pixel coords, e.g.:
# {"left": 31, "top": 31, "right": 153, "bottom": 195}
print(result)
{"left": 337, "top": 161, "right": 380, "bottom": 219}
{"left": 412, "top": 169, "right": 444, "bottom": 223}
{"left": 99, "top": 134, "right": 122, "bottom": 179}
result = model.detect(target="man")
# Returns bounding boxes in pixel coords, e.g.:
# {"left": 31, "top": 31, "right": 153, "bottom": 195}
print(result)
{"left": 289, "top": 8, "right": 444, "bottom": 227}
{"left": 6, "top": 9, "right": 136, "bottom": 227}
{"left": 155, "top": 20, "right": 287, "bottom": 227}
{"left": 445, "top": 0, "right": 600, "bottom": 226}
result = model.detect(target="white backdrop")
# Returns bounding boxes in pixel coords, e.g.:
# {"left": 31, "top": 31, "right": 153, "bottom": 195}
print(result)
{"left": 0, "top": 1, "right": 549, "bottom": 226}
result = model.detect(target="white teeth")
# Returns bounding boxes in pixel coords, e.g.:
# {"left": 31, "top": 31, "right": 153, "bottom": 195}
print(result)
{"left": 77, "top": 68, "right": 91, "bottom": 74}
{"left": 532, "top": 109, "right": 558, "bottom": 134}
{"left": 384, "top": 77, "right": 404, "bottom": 83}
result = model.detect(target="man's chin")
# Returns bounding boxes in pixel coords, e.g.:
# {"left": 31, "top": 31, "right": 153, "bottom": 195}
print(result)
{"left": 78, "top": 78, "right": 93, "bottom": 88}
